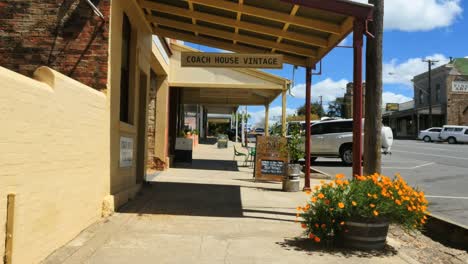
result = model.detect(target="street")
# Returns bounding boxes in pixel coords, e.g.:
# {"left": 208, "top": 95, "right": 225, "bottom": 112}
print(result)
{"left": 312, "top": 139, "right": 468, "bottom": 227}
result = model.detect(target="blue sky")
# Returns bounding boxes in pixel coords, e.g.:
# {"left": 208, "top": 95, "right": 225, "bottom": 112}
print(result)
{"left": 186, "top": 0, "right": 468, "bottom": 125}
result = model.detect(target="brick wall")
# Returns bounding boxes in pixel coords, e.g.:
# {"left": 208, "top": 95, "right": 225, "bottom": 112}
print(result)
{"left": 0, "top": 66, "right": 109, "bottom": 263}
{"left": 0, "top": 0, "right": 110, "bottom": 90}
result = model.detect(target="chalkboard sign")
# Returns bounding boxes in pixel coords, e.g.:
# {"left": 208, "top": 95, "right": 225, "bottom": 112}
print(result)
{"left": 255, "top": 136, "right": 288, "bottom": 182}
{"left": 261, "top": 160, "right": 285, "bottom": 175}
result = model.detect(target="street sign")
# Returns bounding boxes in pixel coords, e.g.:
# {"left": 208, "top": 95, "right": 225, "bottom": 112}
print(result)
{"left": 181, "top": 52, "right": 283, "bottom": 69}
{"left": 452, "top": 81, "right": 468, "bottom": 93}
{"left": 386, "top": 103, "right": 399, "bottom": 111}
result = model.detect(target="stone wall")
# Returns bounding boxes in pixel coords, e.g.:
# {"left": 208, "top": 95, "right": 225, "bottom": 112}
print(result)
{"left": 0, "top": 66, "right": 110, "bottom": 264}
{"left": 0, "top": 0, "right": 110, "bottom": 91}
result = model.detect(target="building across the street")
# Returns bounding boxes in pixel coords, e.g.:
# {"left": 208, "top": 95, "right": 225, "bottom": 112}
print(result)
{"left": 383, "top": 58, "right": 468, "bottom": 138}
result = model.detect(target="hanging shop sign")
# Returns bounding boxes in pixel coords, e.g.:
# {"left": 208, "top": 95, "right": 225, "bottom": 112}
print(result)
{"left": 385, "top": 103, "right": 399, "bottom": 111}
{"left": 452, "top": 81, "right": 468, "bottom": 93}
{"left": 254, "top": 136, "right": 288, "bottom": 182}
{"left": 181, "top": 52, "right": 283, "bottom": 69}
{"left": 120, "top": 136, "right": 133, "bottom": 168}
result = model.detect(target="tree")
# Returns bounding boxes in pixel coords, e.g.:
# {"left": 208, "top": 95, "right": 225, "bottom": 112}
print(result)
{"left": 327, "top": 99, "right": 343, "bottom": 117}
{"left": 363, "top": 0, "right": 384, "bottom": 175}
{"left": 297, "top": 102, "right": 325, "bottom": 117}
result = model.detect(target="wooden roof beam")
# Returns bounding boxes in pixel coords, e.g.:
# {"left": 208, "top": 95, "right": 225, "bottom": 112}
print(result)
{"left": 187, "top": 1, "right": 198, "bottom": 36}
{"left": 142, "top": 1, "right": 328, "bottom": 48}
{"left": 149, "top": 16, "right": 318, "bottom": 58}
{"left": 272, "top": 4, "right": 299, "bottom": 53}
{"left": 189, "top": 0, "right": 342, "bottom": 35}
{"left": 152, "top": 27, "right": 308, "bottom": 66}
{"left": 234, "top": 0, "right": 244, "bottom": 44}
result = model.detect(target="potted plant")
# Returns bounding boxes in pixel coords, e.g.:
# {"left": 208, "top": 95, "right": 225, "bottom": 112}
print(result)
{"left": 283, "top": 126, "right": 305, "bottom": 192}
{"left": 297, "top": 173, "right": 428, "bottom": 250}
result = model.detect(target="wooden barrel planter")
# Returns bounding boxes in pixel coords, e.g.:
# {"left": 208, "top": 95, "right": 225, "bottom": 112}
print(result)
{"left": 342, "top": 218, "right": 390, "bottom": 250}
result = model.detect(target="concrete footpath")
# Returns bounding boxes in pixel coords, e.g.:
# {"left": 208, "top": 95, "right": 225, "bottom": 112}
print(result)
{"left": 44, "top": 142, "right": 412, "bottom": 264}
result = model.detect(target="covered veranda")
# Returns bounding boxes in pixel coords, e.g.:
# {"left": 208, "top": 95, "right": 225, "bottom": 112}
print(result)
{"left": 142, "top": 0, "right": 374, "bottom": 186}
{"left": 166, "top": 42, "right": 290, "bottom": 159}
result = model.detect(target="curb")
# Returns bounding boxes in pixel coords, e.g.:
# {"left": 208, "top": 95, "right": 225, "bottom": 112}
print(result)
{"left": 423, "top": 213, "right": 468, "bottom": 251}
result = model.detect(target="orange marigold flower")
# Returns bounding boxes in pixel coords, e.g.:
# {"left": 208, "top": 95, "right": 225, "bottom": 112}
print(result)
{"left": 309, "top": 233, "right": 315, "bottom": 239}
{"left": 335, "top": 179, "right": 343, "bottom": 185}
{"left": 317, "top": 193, "right": 325, "bottom": 199}
{"left": 395, "top": 200, "right": 402, "bottom": 205}
{"left": 344, "top": 180, "right": 350, "bottom": 185}
{"left": 296, "top": 206, "right": 302, "bottom": 211}
{"left": 352, "top": 201, "right": 357, "bottom": 206}
{"left": 370, "top": 204, "right": 376, "bottom": 208}
{"left": 407, "top": 206, "right": 413, "bottom": 211}
{"left": 336, "top": 173, "right": 345, "bottom": 179}
{"left": 314, "top": 186, "right": 320, "bottom": 191}
{"left": 305, "top": 190, "right": 311, "bottom": 195}
{"left": 373, "top": 210, "right": 379, "bottom": 216}
{"left": 320, "top": 180, "right": 325, "bottom": 185}
{"left": 321, "top": 224, "right": 326, "bottom": 229}
{"left": 340, "top": 221, "right": 345, "bottom": 226}
{"left": 304, "top": 204, "right": 310, "bottom": 210}
{"left": 311, "top": 197, "right": 317, "bottom": 203}
{"left": 301, "top": 223, "right": 307, "bottom": 229}
{"left": 315, "top": 224, "right": 319, "bottom": 228}
{"left": 314, "top": 236, "right": 321, "bottom": 243}
{"left": 338, "top": 202, "right": 345, "bottom": 209}
{"left": 367, "top": 193, "right": 372, "bottom": 197}
{"left": 373, "top": 194, "right": 378, "bottom": 199}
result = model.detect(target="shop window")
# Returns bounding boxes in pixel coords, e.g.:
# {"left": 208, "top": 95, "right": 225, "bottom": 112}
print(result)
{"left": 120, "top": 13, "right": 133, "bottom": 124}
{"left": 419, "top": 90, "right": 424, "bottom": 105}
{"left": 435, "top": 84, "right": 441, "bottom": 103}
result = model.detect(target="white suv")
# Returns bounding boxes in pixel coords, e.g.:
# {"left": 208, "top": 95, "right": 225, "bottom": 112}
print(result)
{"left": 439, "top": 125, "right": 468, "bottom": 144}
{"left": 302, "top": 119, "right": 393, "bottom": 165}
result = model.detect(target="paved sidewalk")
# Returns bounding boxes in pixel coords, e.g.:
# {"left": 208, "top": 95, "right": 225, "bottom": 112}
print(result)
{"left": 44, "top": 142, "right": 411, "bottom": 264}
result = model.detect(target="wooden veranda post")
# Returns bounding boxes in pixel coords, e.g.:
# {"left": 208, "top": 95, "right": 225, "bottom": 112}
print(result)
{"left": 352, "top": 20, "right": 365, "bottom": 177}
{"left": 303, "top": 67, "right": 312, "bottom": 191}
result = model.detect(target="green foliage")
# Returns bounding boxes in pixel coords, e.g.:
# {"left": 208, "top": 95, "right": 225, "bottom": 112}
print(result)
{"left": 298, "top": 174, "right": 429, "bottom": 243}
{"left": 286, "top": 125, "right": 305, "bottom": 162}
{"left": 297, "top": 102, "right": 325, "bottom": 117}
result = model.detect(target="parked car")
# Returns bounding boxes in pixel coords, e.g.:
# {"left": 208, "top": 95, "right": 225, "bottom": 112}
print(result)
{"left": 253, "top": 127, "right": 265, "bottom": 135}
{"left": 439, "top": 125, "right": 468, "bottom": 144}
{"left": 418, "top": 127, "right": 443, "bottom": 142}
{"left": 300, "top": 119, "right": 393, "bottom": 165}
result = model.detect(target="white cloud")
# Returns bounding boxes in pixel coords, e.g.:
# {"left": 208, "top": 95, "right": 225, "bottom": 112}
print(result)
{"left": 290, "top": 78, "right": 349, "bottom": 102}
{"left": 352, "top": 0, "right": 462, "bottom": 31}
{"left": 249, "top": 106, "right": 295, "bottom": 127}
{"left": 382, "top": 92, "right": 412, "bottom": 105}
{"left": 465, "top": 56, "right": 468, "bottom": 59}
{"left": 383, "top": 54, "right": 449, "bottom": 86}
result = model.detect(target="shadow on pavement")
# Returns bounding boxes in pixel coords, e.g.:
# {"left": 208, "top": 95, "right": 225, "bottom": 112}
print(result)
{"left": 119, "top": 182, "right": 297, "bottom": 223}
{"left": 199, "top": 138, "right": 218, "bottom": 145}
{"left": 277, "top": 238, "right": 398, "bottom": 258}
{"left": 174, "top": 159, "right": 240, "bottom": 171}
{"left": 312, "top": 161, "right": 349, "bottom": 167}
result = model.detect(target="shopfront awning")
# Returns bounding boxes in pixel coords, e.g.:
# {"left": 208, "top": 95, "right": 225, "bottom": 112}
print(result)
{"left": 139, "top": 0, "right": 373, "bottom": 67}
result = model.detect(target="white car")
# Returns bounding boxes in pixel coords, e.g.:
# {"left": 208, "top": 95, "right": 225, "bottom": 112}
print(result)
{"left": 418, "top": 127, "right": 443, "bottom": 142}
{"left": 439, "top": 125, "right": 468, "bottom": 144}
{"left": 301, "top": 119, "right": 393, "bottom": 165}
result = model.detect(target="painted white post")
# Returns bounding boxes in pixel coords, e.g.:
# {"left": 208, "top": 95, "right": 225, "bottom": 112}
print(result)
{"left": 235, "top": 110, "right": 239, "bottom": 143}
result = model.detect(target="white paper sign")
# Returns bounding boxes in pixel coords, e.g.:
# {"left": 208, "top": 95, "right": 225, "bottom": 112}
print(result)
{"left": 452, "top": 81, "right": 468, "bottom": 93}
{"left": 120, "top": 136, "right": 133, "bottom": 167}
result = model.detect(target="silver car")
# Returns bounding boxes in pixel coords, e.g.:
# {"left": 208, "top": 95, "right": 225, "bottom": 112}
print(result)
{"left": 418, "top": 127, "right": 442, "bottom": 142}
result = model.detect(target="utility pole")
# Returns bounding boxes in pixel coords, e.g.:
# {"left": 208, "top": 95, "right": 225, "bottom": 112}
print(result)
{"left": 319, "top": 95, "right": 323, "bottom": 118}
{"left": 363, "top": 0, "right": 384, "bottom": 176}
{"left": 422, "top": 59, "right": 438, "bottom": 128}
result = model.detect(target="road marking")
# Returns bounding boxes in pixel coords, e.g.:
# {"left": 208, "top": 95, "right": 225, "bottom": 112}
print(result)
{"left": 392, "top": 150, "right": 468, "bottom": 160}
{"left": 383, "top": 162, "right": 435, "bottom": 170}
{"left": 394, "top": 144, "right": 467, "bottom": 152}
{"left": 426, "top": 195, "right": 468, "bottom": 200}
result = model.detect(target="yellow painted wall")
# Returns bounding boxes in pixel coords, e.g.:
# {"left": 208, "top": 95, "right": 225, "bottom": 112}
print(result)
{"left": 0, "top": 66, "right": 109, "bottom": 264}
{"left": 108, "top": 0, "right": 153, "bottom": 208}
{"left": 154, "top": 77, "right": 170, "bottom": 165}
